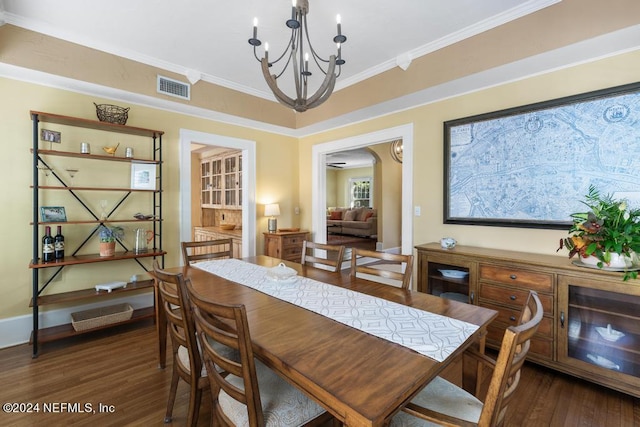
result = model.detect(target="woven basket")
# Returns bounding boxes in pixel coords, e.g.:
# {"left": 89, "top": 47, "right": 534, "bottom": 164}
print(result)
{"left": 71, "top": 303, "right": 133, "bottom": 331}
{"left": 94, "top": 102, "right": 130, "bottom": 125}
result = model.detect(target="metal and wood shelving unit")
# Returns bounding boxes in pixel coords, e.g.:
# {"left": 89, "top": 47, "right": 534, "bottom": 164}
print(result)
{"left": 29, "top": 111, "right": 165, "bottom": 357}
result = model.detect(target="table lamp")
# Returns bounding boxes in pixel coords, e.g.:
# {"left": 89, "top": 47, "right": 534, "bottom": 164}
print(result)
{"left": 265, "top": 203, "right": 280, "bottom": 233}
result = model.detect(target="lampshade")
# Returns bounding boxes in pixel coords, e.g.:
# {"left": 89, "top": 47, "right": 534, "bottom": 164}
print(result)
{"left": 265, "top": 203, "right": 280, "bottom": 217}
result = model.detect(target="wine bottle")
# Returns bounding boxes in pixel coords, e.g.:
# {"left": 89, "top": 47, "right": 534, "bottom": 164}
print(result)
{"left": 54, "top": 225, "right": 65, "bottom": 259}
{"left": 42, "top": 226, "right": 54, "bottom": 262}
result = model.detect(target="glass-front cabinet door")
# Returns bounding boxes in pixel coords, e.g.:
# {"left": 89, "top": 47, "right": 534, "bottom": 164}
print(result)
{"left": 418, "top": 252, "right": 475, "bottom": 304}
{"left": 201, "top": 160, "right": 212, "bottom": 206}
{"left": 223, "top": 153, "right": 241, "bottom": 209}
{"left": 211, "top": 158, "right": 223, "bottom": 207}
{"left": 201, "top": 158, "right": 222, "bottom": 208}
{"left": 557, "top": 274, "right": 640, "bottom": 394}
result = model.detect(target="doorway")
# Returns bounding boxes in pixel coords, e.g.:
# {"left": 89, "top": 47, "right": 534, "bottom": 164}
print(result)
{"left": 312, "top": 124, "right": 414, "bottom": 255}
{"left": 179, "top": 129, "right": 257, "bottom": 256}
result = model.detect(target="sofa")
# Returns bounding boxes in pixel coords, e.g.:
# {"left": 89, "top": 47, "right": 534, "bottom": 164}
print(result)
{"left": 327, "top": 207, "right": 377, "bottom": 238}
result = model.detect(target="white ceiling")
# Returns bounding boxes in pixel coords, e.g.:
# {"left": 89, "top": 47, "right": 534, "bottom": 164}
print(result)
{"left": 326, "top": 148, "right": 375, "bottom": 169}
{"left": 0, "top": 0, "right": 562, "bottom": 167}
{"left": 0, "top": 0, "right": 558, "bottom": 102}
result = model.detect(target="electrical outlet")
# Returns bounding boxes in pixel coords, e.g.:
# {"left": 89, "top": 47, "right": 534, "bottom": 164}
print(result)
{"left": 414, "top": 206, "right": 421, "bottom": 216}
{"left": 294, "top": 206, "right": 300, "bottom": 215}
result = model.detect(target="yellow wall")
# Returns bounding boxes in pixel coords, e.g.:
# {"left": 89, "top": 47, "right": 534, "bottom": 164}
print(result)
{"left": 369, "top": 144, "right": 402, "bottom": 249}
{"left": 0, "top": 77, "right": 299, "bottom": 319}
{"left": 2, "top": 49, "right": 640, "bottom": 321}
{"left": 298, "top": 49, "right": 640, "bottom": 257}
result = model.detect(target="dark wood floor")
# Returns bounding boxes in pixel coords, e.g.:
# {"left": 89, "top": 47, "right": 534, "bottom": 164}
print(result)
{"left": 0, "top": 321, "right": 637, "bottom": 426}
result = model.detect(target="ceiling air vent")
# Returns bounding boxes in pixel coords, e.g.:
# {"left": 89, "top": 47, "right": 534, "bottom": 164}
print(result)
{"left": 157, "top": 75, "right": 190, "bottom": 100}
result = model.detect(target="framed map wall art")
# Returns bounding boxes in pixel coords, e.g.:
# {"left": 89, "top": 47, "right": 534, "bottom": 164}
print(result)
{"left": 444, "top": 82, "right": 640, "bottom": 229}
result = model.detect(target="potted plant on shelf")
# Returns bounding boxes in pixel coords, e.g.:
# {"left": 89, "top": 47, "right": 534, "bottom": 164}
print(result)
{"left": 558, "top": 185, "right": 640, "bottom": 280}
{"left": 99, "top": 225, "right": 124, "bottom": 257}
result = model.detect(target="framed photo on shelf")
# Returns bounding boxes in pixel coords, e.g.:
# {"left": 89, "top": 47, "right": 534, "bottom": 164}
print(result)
{"left": 40, "top": 129, "right": 61, "bottom": 143}
{"left": 40, "top": 206, "right": 67, "bottom": 222}
{"left": 130, "top": 162, "right": 157, "bottom": 190}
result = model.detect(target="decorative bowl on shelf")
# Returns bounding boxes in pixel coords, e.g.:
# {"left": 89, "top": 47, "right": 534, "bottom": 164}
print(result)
{"left": 134, "top": 213, "right": 155, "bottom": 220}
{"left": 219, "top": 224, "right": 236, "bottom": 230}
{"left": 438, "top": 269, "right": 468, "bottom": 279}
{"left": 94, "top": 102, "right": 130, "bottom": 125}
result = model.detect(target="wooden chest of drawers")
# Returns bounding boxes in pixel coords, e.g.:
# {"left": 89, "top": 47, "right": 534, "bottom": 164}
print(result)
{"left": 263, "top": 231, "right": 309, "bottom": 262}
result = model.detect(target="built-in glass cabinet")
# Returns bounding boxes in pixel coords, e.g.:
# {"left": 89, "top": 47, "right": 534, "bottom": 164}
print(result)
{"left": 201, "top": 151, "right": 240, "bottom": 209}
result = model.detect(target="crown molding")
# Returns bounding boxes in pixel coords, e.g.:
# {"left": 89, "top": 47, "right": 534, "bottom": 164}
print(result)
{"left": 1, "top": 24, "right": 638, "bottom": 139}
{"left": 3, "top": 1, "right": 560, "bottom": 99}
{"left": 336, "top": 0, "right": 560, "bottom": 91}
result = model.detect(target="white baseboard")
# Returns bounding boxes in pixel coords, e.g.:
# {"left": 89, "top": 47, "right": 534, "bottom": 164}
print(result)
{"left": 0, "top": 292, "right": 154, "bottom": 349}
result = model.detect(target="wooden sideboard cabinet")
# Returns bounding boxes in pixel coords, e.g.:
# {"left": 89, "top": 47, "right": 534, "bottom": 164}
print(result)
{"left": 263, "top": 231, "right": 309, "bottom": 262}
{"left": 415, "top": 242, "right": 640, "bottom": 397}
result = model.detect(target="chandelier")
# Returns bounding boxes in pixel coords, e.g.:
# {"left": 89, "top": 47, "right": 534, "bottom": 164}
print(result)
{"left": 248, "top": 0, "right": 346, "bottom": 112}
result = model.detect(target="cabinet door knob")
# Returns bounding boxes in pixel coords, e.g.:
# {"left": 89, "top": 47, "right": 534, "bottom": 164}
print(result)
{"left": 510, "top": 316, "right": 516, "bottom": 322}
{"left": 510, "top": 274, "right": 517, "bottom": 280}
{"left": 510, "top": 295, "right": 517, "bottom": 301}
{"left": 470, "top": 291, "right": 475, "bottom": 304}
{"left": 560, "top": 311, "right": 565, "bottom": 328}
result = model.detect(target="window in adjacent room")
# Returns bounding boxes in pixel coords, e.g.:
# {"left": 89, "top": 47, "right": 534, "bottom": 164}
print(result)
{"left": 349, "top": 177, "right": 372, "bottom": 208}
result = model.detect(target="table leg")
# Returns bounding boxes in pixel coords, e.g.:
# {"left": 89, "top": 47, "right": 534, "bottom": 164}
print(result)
{"left": 462, "top": 328, "right": 487, "bottom": 396}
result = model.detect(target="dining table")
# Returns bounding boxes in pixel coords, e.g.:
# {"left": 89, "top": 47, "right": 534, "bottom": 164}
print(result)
{"left": 154, "top": 255, "right": 497, "bottom": 427}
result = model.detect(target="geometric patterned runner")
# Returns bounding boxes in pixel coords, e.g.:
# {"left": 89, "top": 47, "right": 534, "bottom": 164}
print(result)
{"left": 194, "top": 259, "right": 478, "bottom": 362}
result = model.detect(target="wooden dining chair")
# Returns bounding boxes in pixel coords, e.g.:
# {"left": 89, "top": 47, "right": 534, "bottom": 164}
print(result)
{"left": 391, "top": 290, "right": 544, "bottom": 427}
{"left": 300, "top": 240, "right": 346, "bottom": 272}
{"left": 152, "top": 260, "right": 208, "bottom": 426}
{"left": 186, "top": 280, "right": 334, "bottom": 427}
{"left": 350, "top": 248, "right": 414, "bottom": 289}
{"left": 181, "top": 238, "right": 233, "bottom": 265}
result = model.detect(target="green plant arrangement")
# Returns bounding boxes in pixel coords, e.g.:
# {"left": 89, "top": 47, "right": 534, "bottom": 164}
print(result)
{"left": 99, "top": 225, "right": 125, "bottom": 242}
{"left": 558, "top": 185, "right": 640, "bottom": 280}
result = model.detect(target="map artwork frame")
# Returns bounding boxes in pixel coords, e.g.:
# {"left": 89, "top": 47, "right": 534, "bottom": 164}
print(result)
{"left": 444, "top": 81, "right": 640, "bottom": 230}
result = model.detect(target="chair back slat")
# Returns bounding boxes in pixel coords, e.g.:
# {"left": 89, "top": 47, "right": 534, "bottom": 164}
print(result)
{"left": 350, "top": 248, "right": 414, "bottom": 289}
{"left": 182, "top": 239, "right": 233, "bottom": 265}
{"left": 188, "top": 281, "right": 265, "bottom": 427}
{"left": 301, "top": 240, "right": 346, "bottom": 272}
{"left": 479, "top": 291, "right": 543, "bottom": 427}
{"left": 152, "top": 260, "right": 203, "bottom": 390}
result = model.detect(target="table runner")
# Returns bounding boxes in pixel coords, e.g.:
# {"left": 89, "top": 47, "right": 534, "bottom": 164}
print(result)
{"left": 193, "top": 259, "right": 478, "bottom": 362}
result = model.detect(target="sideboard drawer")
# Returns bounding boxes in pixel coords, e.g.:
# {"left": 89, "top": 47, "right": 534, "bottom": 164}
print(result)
{"left": 479, "top": 283, "right": 553, "bottom": 315}
{"left": 480, "top": 264, "right": 553, "bottom": 292}
{"left": 483, "top": 301, "right": 553, "bottom": 337}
